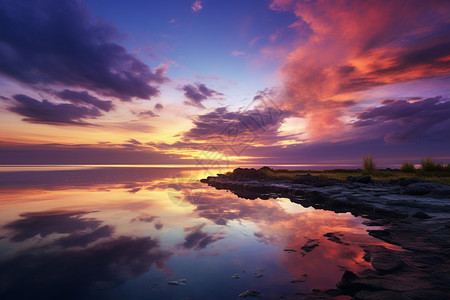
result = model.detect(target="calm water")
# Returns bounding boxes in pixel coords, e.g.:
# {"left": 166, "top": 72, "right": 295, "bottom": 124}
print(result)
{"left": 0, "top": 166, "right": 393, "bottom": 299}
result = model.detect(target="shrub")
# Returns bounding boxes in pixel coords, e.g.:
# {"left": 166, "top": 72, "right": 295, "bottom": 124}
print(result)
{"left": 400, "top": 161, "right": 415, "bottom": 172}
{"left": 363, "top": 153, "right": 376, "bottom": 172}
{"left": 421, "top": 157, "right": 443, "bottom": 172}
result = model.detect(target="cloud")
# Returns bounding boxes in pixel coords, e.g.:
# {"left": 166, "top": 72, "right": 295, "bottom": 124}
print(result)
{"left": 8, "top": 94, "right": 102, "bottom": 125}
{"left": 154, "top": 103, "right": 164, "bottom": 111}
{"left": 269, "top": 0, "right": 450, "bottom": 139}
{"left": 0, "top": 235, "right": 172, "bottom": 299}
{"left": 353, "top": 96, "right": 450, "bottom": 143}
{"left": 138, "top": 110, "right": 159, "bottom": 118}
{"left": 55, "top": 225, "right": 114, "bottom": 248}
{"left": 191, "top": 1, "right": 203, "bottom": 12}
{"left": 181, "top": 90, "right": 292, "bottom": 149}
{"left": 0, "top": 0, "right": 167, "bottom": 100}
{"left": 3, "top": 210, "right": 102, "bottom": 242}
{"left": 232, "top": 50, "right": 245, "bottom": 56}
{"left": 178, "top": 223, "right": 224, "bottom": 250}
{"left": 181, "top": 82, "right": 223, "bottom": 109}
{"left": 56, "top": 90, "right": 113, "bottom": 112}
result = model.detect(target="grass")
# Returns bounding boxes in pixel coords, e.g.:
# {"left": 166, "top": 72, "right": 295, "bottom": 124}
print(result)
{"left": 254, "top": 166, "right": 450, "bottom": 185}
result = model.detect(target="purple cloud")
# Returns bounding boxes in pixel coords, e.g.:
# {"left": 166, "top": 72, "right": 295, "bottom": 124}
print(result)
{"left": 354, "top": 96, "right": 450, "bottom": 143}
{"left": 8, "top": 94, "right": 102, "bottom": 125}
{"left": 178, "top": 223, "right": 224, "bottom": 250}
{"left": 154, "top": 103, "right": 164, "bottom": 111}
{"left": 0, "top": 0, "right": 167, "bottom": 100}
{"left": 56, "top": 90, "right": 113, "bottom": 112}
{"left": 181, "top": 82, "right": 223, "bottom": 109}
{"left": 138, "top": 110, "right": 159, "bottom": 118}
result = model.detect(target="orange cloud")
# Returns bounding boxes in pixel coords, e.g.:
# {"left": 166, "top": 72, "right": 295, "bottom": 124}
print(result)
{"left": 270, "top": 0, "right": 450, "bottom": 139}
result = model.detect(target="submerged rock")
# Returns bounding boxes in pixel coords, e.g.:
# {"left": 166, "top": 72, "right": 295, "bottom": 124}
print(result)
{"left": 232, "top": 274, "right": 240, "bottom": 279}
{"left": 239, "top": 289, "right": 263, "bottom": 297}
{"left": 253, "top": 273, "right": 264, "bottom": 278}
{"left": 167, "top": 281, "right": 179, "bottom": 286}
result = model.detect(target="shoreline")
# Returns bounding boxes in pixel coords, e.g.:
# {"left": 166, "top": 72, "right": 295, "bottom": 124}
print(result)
{"left": 201, "top": 168, "right": 450, "bottom": 299}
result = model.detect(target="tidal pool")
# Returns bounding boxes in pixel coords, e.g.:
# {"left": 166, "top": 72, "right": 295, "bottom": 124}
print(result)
{"left": 0, "top": 166, "right": 395, "bottom": 299}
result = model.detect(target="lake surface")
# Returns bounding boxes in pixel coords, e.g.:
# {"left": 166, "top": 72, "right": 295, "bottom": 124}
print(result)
{"left": 0, "top": 166, "right": 394, "bottom": 299}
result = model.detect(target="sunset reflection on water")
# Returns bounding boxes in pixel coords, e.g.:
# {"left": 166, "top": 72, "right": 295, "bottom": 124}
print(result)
{"left": 0, "top": 167, "right": 393, "bottom": 299}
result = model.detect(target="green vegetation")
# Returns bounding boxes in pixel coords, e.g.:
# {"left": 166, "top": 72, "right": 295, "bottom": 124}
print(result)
{"left": 250, "top": 159, "right": 450, "bottom": 185}
{"left": 363, "top": 153, "right": 376, "bottom": 172}
{"left": 400, "top": 161, "right": 415, "bottom": 172}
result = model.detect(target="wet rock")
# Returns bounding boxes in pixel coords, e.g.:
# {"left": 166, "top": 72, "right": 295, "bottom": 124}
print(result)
{"left": 300, "top": 239, "right": 320, "bottom": 252}
{"left": 336, "top": 270, "right": 359, "bottom": 291}
{"left": 412, "top": 211, "right": 433, "bottom": 219}
{"left": 167, "top": 281, "right": 179, "bottom": 285}
{"left": 355, "top": 290, "right": 409, "bottom": 300}
{"left": 232, "top": 274, "right": 240, "bottom": 279}
{"left": 324, "top": 232, "right": 349, "bottom": 245}
{"left": 239, "top": 289, "right": 263, "bottom": 297}
{"left": 403, "top": 289, "right": 449, "bottom": 300}
{"left": 180, "top": 278, "right": 187, "bottom": 283}
{"left": 290, "top": 274, "right": 307, "bottom": 283}
{"left": 404, "top": 182, "right": 435, "bottom": 195}
{"left": 283, "top": 248, "right": 297, "bottom": 253}
{"left": 253, "top": 273, "right": 264, "bottom": 278}
{"left": 363, "top": 246, "right": 404, "bottom": 273}
{"left": 255, "top": 266, "right": 265, "bottom": 271}
{"left": 347, "top": 175, "right": 372, "bottom": 184}
{"left": 371, "top": 252, "right": 403, "bottom": 273}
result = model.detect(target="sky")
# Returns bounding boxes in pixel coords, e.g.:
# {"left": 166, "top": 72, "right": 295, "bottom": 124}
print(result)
{"left": 0, "top": 0, "right": 449, "bottom": 166}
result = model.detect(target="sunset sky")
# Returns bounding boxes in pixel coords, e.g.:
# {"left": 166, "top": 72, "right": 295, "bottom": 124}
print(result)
{"left": 1, "top": 0, "right": 449, "bottom": 166}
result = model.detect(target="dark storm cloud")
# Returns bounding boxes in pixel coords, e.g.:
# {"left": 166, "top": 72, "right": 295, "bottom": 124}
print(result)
{"left": 354, "top": 96, "right": 450, "bottom": 143}
{"left": 56, "top": 89, "right": 113, "bottom": 112}
{"left": 0, "top": 0, "right": 167, "bottom": 100}
{"left": 178, "top": 223, "right": 224, "bottom": 250}
{"left": 0, "top": 235, "right": 172, "bottom": 300}
{"left": 181, "top": 82, "right": 223, "bottom": 108}
{"left": 8, "top": 94, "right": 102, "bottom": 125}
{"left": 3, "top": 210, "right": 101, "bottom": 242}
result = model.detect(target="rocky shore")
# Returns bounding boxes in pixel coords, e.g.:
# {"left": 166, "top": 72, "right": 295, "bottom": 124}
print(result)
{"left": 201, "top": 168, "right": 450, "bottom": 299}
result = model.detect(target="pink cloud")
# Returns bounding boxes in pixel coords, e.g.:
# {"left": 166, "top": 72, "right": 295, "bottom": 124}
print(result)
{"left": 269, "top": 0, "right": 450, "bottom": 140}
{"left": 192, "top": 1, "right": 203, "bottom": 12}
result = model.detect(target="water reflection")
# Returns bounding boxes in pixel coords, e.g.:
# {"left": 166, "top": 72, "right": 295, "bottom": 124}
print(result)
{"left": 0, "top": 167, "right": 392, "bottom": 299}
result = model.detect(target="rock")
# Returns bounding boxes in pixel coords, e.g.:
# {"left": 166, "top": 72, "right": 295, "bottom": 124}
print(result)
{"left": 293, "top": 174, "right": 318, "bottom": 185}
{"left": 355, "top": 290, "right": 409, "bottom": 300}
{"left": 347, "top": 176, "right": 371, "bottom": 184}
{"left": 256, "top": 266, "right": 265, "bottom": 271}
{"left": 167, "top": 281, "right": 179, "bottom": 285}
{"left": 180, "top": 278, "right": 187, "bottom": 283}
{"left": 404, "top": 182, "right": 438, "bottom": 195}
{"left": 336, "top": 270, "right": 359, "bottom": 291}
{"left": 253, "top": 273, "right": 264, "bottom": 278}
{"left": 370, "top": 249, "right": 403, "bottom": 273}
{"left": 412, "top": 211, "right": 433, "bottom": 219}
{"left": 324, "top": 232, "right": 349, "bottom": 245}
{"left": 403, "top": 289, "right": 449, "bottom": 300}
{"left": 290, "top": 274, "right": 307, "bottom": 283}
{"left": 239, "top": 289, "right": 263, "bottom": 297}
{"left": 390, "top": 177, "right": 427, "bottom": 186}
{"left": 301, "top": 239, "right": 320, "bottom": 252}
{"left": 232, "top": 274, "right": 240, "bottom": 279}
{"left": 283, "top": 248, "right": 297, "bottom": 252}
